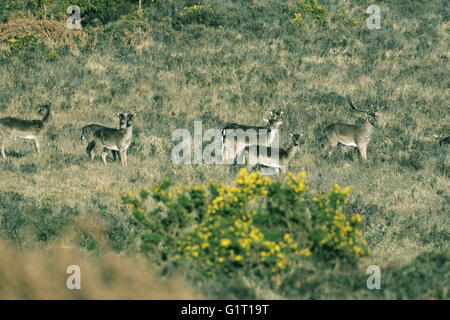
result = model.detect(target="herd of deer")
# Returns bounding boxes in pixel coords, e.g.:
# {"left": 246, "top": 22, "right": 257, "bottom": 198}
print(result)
{"left": 0, "top": 97, "right": 448, "bottom": 172}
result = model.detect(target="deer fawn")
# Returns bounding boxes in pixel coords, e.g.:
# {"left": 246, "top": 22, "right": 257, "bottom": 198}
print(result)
{"left": 81, "top": 113, "right": 127, "bottom": 161}
{"left": 239, "top": 132, "right": 304, "bottom": 174}
{"left": 0, "top": 103, "right": 51, "bottom": 159}
{"left": 221, "top": 109, "right": 284, "bottom": 164}
{"left": 88, "top": 112, "right": 137, "bottom": 167}
{"left": 325, "top": 96, "right": 384, "bottom": 160}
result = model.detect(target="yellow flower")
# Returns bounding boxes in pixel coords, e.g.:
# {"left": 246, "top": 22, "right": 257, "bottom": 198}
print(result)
{"left": 201, "top": 242, "right": 210, "bottom": 249}
{"left": 220, "top": 238, "right": 231, "bottom": 247}
{"left": 217, "top": 257, "right": 224, "bottom": 263}
{"left": 299, "top": 248, "right": 311, "bottom": 257}
{"left": 234, "top": 255, "right": 243, "bottom": 262}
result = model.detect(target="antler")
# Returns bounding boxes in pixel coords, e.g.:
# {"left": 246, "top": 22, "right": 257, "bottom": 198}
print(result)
{"left": 347, "top": 96, "right": 371, "bottom": 113}
{"left": 373, "top": 98, "right": 386, "bottom": 112}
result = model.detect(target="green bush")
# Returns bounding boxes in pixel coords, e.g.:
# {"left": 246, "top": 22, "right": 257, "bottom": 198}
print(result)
{"left": 122, "top": 169, "right": 369, "bottom": 280}
{"left": 0, "top": 0, "right": 130, "bottom": 25}
{"left": 173, "top": 2, "right": 223, "bottom": 29}
{"left": 297, "top": 0, "right": 329, "bottom": 28}
{"left": 6, "top": 33, "right": 60, "bottom": 62}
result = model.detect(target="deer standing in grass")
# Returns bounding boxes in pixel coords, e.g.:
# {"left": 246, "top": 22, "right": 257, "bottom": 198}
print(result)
{"left": 81, "top": 113, "right": 127, "bottom": 161}
{"left": 0, "top": 103, "right": 51, "bottom": 159}
{"left": 221, "top": 109, "right": 284, "bottom": 164}
{"left": 239, "top": 132, "right": 304, "bottom": 174}
{"left": 88, "top": 112, "right": 137, "bottom": 167}
{"left": 325, "top": 96, "right": 384, "bottom": 160}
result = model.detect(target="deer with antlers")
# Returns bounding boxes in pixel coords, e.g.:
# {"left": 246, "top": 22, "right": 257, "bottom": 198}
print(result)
{"left": 325, "top": 96, "right": 384, "bottom": 160}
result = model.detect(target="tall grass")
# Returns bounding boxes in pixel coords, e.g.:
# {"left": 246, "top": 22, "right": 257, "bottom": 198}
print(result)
{"left": 0, "top": 0, "right": 448, "bottom": 298}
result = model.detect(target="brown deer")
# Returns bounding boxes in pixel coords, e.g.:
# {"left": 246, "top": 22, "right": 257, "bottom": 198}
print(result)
{"left": 325, "top": 96, "right": 384, "bottom": 160}
{"left": 221, "top": 109, "right": 284, "bottom": 164}
{"left": 88, "top": 112, "right": 137, "bottom": 167}
{"left": 0, "top": 103, "right": 51, "bottom": 159}
{"left": 239, "top": 132, "right": 304, "bottom": 174}
{"left": 81, "top": 113, "right": 127, "bottom": 161}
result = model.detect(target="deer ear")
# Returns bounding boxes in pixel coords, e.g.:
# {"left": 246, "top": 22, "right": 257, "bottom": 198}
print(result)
{"left": 132, "top": 112, "right": 138, "bottom": 118}
{"left": 262, "top": 117, "right": 268, "bottom": 123}
{"left": 289, "top": 132, "right": 293, "bottom": 137}
{"left": 116, "top": 113, "right": 121, "bottom": 118}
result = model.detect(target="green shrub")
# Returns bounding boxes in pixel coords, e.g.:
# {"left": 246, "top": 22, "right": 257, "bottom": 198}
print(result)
{"left": 297, "top": 0, "right": 329, "bottom": 28}
{"left": 173, "top": 2, "right": 222, "bottom": 29}
{"left": 8, "top": 33, "right": 39, "bottom": 54}
{"left": 6, "top": 33, "right": 60, "bottom": 62}
{"left": 122, "top": 169, "right": 369, "bottom": 279}
{"left": 0, "top": 0, "right": 129, "bottom": 25}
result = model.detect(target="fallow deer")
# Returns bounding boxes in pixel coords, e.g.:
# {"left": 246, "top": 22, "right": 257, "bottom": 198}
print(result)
{"left": 0, "top": 103, "right": 51, "bottom": 159}
{"left": 88, "top": 112, "right": 137, "bottom": 167}
{"left": 325, "top": 96, "right": 384, "bottom": 160}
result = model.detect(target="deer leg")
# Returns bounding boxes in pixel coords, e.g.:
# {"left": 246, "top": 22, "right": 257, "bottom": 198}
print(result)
{"left": 87, "top": 141, "right": 96, "bottom": 161}
{"left": 101, "top": 151, "right": 108, "bottom": 165}
{"left": 358, "top": 145, "right": 367, "bottom": 160}
{"left": 123, "top": 150, "right": 128, "bottom": 167}
{"left": 33, "top": 137, "right": 40, "bottom": 154}
{"left": 112, "top": 150, "right": 117, "bottom": 161}
{"left": 326, "top": 138, "right": 337, "bottom": 159}
{"left": 327, "top": 145, "right": 335, "bottom": 159}
{"left": 102, "top": 147, "right": 111, "bottom": 161}
{"left": 1, "top": 137, "right": 10, "bottom": 159}
{"left": 86, "top": 141, "right": 95, "bottom": 159}
{"left": 119, "top": 151, "right": 126, "bottom": 167}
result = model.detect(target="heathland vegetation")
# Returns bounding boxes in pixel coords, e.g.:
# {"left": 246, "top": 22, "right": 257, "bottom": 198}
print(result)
{"left": 0, "top": 0, "right": 448, "bottom": 299}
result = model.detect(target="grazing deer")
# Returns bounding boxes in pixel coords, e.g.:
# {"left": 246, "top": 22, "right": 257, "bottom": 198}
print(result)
{"left": 325, "top": 96, "right": 384, "bottom": 160}
{"left": 0, "top": 103, "right": 51, "bottom": 159}
{"left": 88, "top": 112, "right": 137, "bottom": 167}
{"left": 221, "top": 109, "right": 284, "bottom": 163}
{"left": 81, "top": 113, "right": 127, "bottom": 161}
{"left": 239, "top": 132, "right": 304, "bottom": 174}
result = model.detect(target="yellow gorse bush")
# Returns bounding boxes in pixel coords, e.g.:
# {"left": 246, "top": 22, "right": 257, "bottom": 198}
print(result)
{"left": 310, "top": 184, "right": 370, "bottom": 259}
{"left": 176, "top": 169, "right": 310, "bottom": 275}
{"left": 122, "top": 169, "right": 369, "bottom": 277}
{"left": 292, "top": 12, "right": 305, "bottom": 28}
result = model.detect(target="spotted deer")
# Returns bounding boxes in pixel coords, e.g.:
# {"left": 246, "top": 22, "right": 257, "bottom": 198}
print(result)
{"left": 325, "top": 96, "right": 384, "bottom": 160}
{"left": 81, "top": 113, "right": 127, "bottom": 161}
{"left": 239, "top": 132, "right": 304, "bottom": 174}
{"left": 221, "top": 109, "right": 284, "bottom": 164}
{"left": 88, "top": 112, "right": 137, "bottom": 167}
{"left": 0, "top": 103, "right": 51, "bottom": 159}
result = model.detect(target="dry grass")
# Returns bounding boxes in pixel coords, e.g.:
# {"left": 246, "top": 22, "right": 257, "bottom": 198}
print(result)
{"left": 0, "top": 239, "right": 200, "bottom": 299}
{"left": 0, "top": 0, "right": 448, "bottom": 299}
{"left": 0, "top": 16, "right": 91, "bottom": 52}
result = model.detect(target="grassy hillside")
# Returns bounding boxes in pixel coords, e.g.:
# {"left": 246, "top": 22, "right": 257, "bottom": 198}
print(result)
{"left": 0, "top": 0, "right": 448, "bottom": 299}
